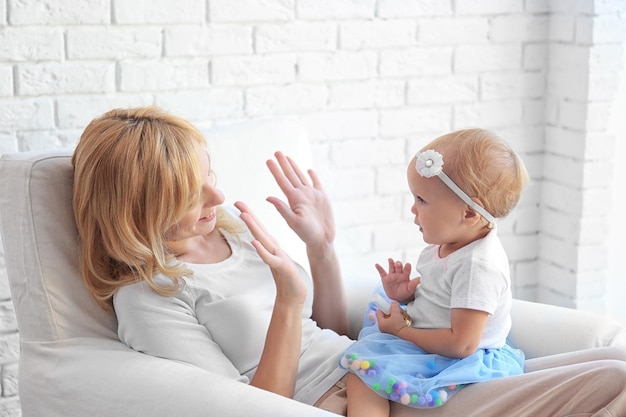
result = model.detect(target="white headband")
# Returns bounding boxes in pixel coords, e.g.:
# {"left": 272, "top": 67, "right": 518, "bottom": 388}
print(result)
{"left": 415, "top": 150, "right": 496, "bottom": 228}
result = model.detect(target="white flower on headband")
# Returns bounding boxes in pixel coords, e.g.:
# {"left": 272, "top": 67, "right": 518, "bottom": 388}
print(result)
{"left": 415, "top": 150, "right": 444, "bottom": 178}
{"left": 414, "top": 148, "right": 497, "bottom": 228}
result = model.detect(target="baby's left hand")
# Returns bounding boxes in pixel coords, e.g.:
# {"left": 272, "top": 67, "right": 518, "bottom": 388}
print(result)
{"left": 376, "top": 258, "right": 419, "bottom": 305}
{"left": 376, "top": 301, "right": 411, "bottom": 337}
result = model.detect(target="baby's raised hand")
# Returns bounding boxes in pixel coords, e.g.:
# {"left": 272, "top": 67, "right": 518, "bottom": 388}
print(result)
{"left": 375, "top": 258, "right": 419, "bottom": 305}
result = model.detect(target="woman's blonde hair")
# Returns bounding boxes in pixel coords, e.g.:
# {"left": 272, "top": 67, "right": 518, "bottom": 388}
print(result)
{"left": 422, "top": 128, "right": 529, "bottom": 219}
{"left": 72, "top": 106, "right": 238, "bottom": 310}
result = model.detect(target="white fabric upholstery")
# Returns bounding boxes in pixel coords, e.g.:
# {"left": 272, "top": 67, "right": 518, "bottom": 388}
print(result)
{"left": 508, "top": 298, "right": 626, "bottom": 359}
{"left": 1, "top": 117, "right": 624, "bottom": 417}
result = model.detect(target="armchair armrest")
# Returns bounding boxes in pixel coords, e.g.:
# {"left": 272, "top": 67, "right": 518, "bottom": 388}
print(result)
{"left": 508, "top": 299, "right": 626, "bottom": 359}
{"left": 20, "top": 338, "right": 339, "bottom": 417}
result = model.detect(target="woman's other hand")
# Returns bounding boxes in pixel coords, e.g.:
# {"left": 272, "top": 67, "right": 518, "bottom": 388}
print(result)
{"left": 235, "top": 201, "right": 306, "bottom": 306}
{"left": 235, "top": 200, "right": 306, "bottom": 397}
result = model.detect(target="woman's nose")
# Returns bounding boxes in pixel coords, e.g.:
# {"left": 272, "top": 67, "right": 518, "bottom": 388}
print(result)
{"left": 203, "top": 183, "right": 225, "bottom": 206}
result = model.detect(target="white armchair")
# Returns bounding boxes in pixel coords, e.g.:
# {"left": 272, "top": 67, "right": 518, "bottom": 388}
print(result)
{"left": 1, "top": 118, "right": 624, "bottom": 417}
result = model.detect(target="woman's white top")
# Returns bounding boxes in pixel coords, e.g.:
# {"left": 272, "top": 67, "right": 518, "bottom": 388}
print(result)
{"left": 114, "top": 206, "right": 353, "bottom": 405}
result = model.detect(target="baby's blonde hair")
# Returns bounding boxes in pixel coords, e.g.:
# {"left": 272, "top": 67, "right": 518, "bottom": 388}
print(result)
{"left": 72, "top": 106, "right": 238, "bottom": 310}
{"left": 421, "top": 128, "right": 529, "bottom": 219}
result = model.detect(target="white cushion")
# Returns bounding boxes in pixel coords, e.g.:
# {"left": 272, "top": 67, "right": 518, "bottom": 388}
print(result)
{"left": 0, "top": 150, "right": 117, "bottom": 341}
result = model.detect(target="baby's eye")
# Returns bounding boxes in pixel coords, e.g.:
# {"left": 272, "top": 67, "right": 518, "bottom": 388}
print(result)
{"left": 416, "top": 195, "right": 426, "bottom": 204}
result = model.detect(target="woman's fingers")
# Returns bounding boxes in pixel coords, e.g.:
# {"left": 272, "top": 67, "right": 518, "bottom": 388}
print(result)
{"left": 306, "top": 167, "right": 323, "bottom": 190}
{"left": 235, "top": 201, "right": 276, "bottom": 250}
{"left": 266, "top": 196, "right": 297, "bottom": 226}
{"left": 276, "top": 152, "right": 309, "bottom": 187}
{"left": 266, "top": 158, "right": 293, "bottom": 196}
{"left": 267, "top": 152, "right": 316, "bottom": 199}
{"left": 235, "top": 200, "right": 306, "bottom": 305}
{"left": 236, "top": 202, "right": 293, "bottom": 269}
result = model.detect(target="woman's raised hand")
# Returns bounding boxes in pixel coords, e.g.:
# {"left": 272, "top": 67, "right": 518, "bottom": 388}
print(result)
{"left": 265, "top": 151, "right": 335, "bottom": 249}
{"left": 266, "top": 152, "right": 348, "bottom": 335}
{"left": 235, "top": 201, "right": 306, "bottom": 305}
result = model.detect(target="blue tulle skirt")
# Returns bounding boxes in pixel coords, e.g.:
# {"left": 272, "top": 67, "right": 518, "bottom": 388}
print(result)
{"left": 340, "top": 293, "right": 525, "bottom": 408}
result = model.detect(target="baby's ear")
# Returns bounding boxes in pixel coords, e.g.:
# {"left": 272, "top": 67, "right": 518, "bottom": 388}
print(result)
{"left": 463, "top": 197, "right": 486, "bottom": 226}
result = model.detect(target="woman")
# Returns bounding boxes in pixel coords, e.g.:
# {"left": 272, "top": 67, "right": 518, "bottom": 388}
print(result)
{"left": 72, "top": 106, "right": 626, "bottom": 416}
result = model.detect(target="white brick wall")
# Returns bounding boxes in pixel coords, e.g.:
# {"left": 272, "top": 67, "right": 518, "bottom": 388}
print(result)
{"left": 67, "top": 28, "right": 163, "bottom": 59}
{"left": 8, "top": 0, "right": 109, "bottom": 25}
{"left": 0, "top": 0, "right": 624, "bottom": 414}
{"left": 212, "top": 0, "right": 294, "bottom": 22}
{"left": 539, "top": 0, "right": 626, "bottom": 314}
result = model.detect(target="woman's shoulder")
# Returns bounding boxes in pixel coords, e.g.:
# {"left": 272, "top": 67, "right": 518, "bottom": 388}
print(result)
{"left": 114, "top": 276, "right": 194, "bottom": 313}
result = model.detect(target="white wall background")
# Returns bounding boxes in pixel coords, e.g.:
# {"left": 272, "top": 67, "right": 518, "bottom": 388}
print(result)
{"left": 607, "top": 43, "right": 626, "bottom": 325}
{"left": 0, "top": 0, "right": 624, "bottom": 415}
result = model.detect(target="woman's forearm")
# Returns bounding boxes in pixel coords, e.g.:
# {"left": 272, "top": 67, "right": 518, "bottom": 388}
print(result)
{"left": 308, "top": 242, "right": 349, "bottom": 335}
{"left": 250, "top": 299, "right": 303, "bottom": 397}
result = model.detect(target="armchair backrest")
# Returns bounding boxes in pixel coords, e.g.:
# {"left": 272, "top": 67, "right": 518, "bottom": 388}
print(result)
{"left": 1, "top": 150, "right": 118, "bottom": 341}
{"left": 0, "top": 117, "right": 311, "bottom": 343}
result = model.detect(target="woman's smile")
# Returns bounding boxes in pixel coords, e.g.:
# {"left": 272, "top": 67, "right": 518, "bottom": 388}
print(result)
{"left": 199, "top": 211, "right": 216, "bottom": 223}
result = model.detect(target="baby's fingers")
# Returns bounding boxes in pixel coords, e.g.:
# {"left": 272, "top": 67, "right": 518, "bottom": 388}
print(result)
{"left": 375, "top": 263, "right": 388, "bottom": 278}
